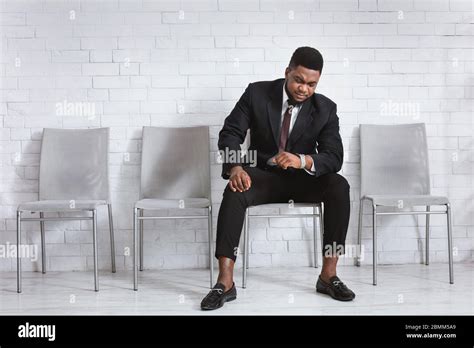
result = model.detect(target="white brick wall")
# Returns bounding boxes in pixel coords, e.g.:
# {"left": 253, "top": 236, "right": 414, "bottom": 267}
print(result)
{"left": 0, "top": 0, "right": 472, "bottom": 272}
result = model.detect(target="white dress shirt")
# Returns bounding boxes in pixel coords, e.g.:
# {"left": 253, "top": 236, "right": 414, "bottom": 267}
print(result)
{"left": 266, "top": 83, "right": 316, "bottom": 175}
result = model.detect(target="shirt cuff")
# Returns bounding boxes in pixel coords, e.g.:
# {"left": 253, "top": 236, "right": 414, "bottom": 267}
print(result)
{"left": 303, "top": 161, "right": 316, "bottom": 176}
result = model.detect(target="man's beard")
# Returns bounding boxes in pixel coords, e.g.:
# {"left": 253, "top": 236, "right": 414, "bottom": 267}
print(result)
{"left": 284, "top": 80, "right": 307, "bottom": 106}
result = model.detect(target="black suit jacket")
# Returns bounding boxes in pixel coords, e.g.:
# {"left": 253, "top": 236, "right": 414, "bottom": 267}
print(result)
{"left": 218, "top": 78, "right": 344, "bottom": 180}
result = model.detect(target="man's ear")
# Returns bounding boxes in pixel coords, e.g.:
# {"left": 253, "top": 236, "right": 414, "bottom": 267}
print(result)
{"left": 285, "top": 67, "right": 290, "bottom": 79}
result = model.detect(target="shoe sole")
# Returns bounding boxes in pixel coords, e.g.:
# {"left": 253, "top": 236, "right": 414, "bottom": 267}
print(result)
{"left": 316, "top": 286, "right": 355, "bottom": 302}
{"left": 201, "top": 294, "right": 237, "bottom": 311}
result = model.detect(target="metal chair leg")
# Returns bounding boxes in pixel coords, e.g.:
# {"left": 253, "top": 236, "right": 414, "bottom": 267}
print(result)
{"left": 245, "top": 209, "right": 250, "bottom": 269}
{"left": 425, "top": 205, "right": 430, "bottom": 265}
{"left": 319, "top": 204, "right": 324, "bottom": 255}
{"left": 40, "top": 212, "right": 46, "bottom": 274}
{"left": 108, "top": 203, "right": 116, "bottom": 273}
{"left": 313, "top": 207, "right": 318, "bottom": 267}
{"left": 208, "top": 206, "right": 214, "bottom": 289}
{"left": 356, "top": 198, "right": 363, "bottom": 266}
{"left": 242, "top": 208, "right": 249, "bottom": 289}
{"left": 372, "top": 203, "right": 377, "bottom": 286}
{"left": 313, "top": 206, "right": 318, "bottom": 268}
{"left": 446, "top": 203, "right": 454, "bottom": 284}
{"left": 17, "top": 211, "right": 22, "bottom": 293}
{"left": 133, "top": 207, "right": 138, "bottom": 291}
{"left": 92, "top": 209, "right": 99, "bottom": 292}
{"left": 139, "top": 209, "right": 144, "bottom": 271}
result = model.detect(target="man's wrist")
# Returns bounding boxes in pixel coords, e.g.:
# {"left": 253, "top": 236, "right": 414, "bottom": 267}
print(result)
{"left": 229, "top": 165, "right": 243, "bottom": 176}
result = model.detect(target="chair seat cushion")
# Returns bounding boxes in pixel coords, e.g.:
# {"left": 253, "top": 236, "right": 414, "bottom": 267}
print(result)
{"left": 18, "top": 200, "right": 108, "bottom": 212}
{"left": 363, "top": 194, "right": 449, "bottom": 207}
{"left": 135, "top": 198, "right": 210, "bottom": 210}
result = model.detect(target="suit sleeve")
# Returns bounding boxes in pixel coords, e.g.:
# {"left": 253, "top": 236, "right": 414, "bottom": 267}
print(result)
{"left": 303, "top": 161, "right": 316, "bottom": 176}
{"left": 218, "top": 83, "right": 252, "bottom": 180}
{"left": 310, "top": 104, "right": 344, "bottom": 178}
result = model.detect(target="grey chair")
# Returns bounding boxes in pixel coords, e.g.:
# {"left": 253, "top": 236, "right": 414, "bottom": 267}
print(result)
{"left": 133, "top": 126, "right": 213, "bottom": 291}
{"left": 242, "top": 202, "right": 324, "bottom": 288}
{"left": 357, "top": 123, "right": 453, "bottom": 285}
{"left": 16, "top": 128, "right": 116, "bottom": 293}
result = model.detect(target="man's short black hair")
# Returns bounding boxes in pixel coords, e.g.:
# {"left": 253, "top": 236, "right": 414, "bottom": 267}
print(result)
{"left": 288, "top": 46, "right": 323, "bottom": 73}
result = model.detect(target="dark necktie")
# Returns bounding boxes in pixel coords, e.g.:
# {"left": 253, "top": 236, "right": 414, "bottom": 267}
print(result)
{"left": 279, "top": 103, "right": 294, "bottom": 151}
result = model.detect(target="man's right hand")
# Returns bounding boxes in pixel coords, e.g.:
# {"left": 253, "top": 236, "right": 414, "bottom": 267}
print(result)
{"left": 228, "top": 166, "right": 251, "bottom": 192}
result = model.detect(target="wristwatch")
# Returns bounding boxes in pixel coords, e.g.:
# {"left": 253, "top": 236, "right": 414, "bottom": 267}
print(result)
{"left": 298, "top": 154, "right": 306, "bottom": 169}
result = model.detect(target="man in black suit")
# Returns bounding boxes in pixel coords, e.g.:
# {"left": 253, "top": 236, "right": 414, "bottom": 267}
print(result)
{"left": 201, "top": 47, "right": 355, "bottom": 310}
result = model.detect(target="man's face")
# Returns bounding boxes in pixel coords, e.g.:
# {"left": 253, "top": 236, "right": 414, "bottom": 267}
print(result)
{"left": 284, "top": 65, "right": 320, "bottom": 103}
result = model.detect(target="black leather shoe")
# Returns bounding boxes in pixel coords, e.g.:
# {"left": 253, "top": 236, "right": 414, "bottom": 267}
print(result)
{"left": 201, "top": 282, "right": 237, "bottom": 310}
{"left": 316, "top": 275, "right": 355, "bottom": 301}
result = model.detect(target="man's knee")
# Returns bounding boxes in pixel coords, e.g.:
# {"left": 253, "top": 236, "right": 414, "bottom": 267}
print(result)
{"left": 222, "top": 184, "right": 250, "bottom": 204}
{"left": 324, "top": 173, "right": 350, "bottom": 197}
{"left": 223, "top": 184, "right": 239, "bottom": 196}
{"left": 222, "top": 166, "right": 266, "bottom": 200}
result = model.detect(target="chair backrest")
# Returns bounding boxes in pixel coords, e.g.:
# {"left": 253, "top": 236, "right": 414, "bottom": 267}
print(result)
{"left": 140, "top": 126, "right": 211, "bottom": 200}
{"left": 39, "top": 128, "right": 110, "bottom": 201}
{"left": 359, "top": 123, "right": 431, "bottom": 198}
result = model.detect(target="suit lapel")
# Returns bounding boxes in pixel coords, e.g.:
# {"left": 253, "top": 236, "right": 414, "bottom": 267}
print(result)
{"left": 266, "top": 79, "right": 285, "bottom": 149}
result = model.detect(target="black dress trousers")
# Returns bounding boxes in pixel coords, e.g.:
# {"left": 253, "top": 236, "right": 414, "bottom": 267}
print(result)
{"left": 215, "top": 165, "right": 351, "bottom": 261}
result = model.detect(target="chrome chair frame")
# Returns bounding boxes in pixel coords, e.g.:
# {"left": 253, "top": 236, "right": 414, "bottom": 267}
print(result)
{"left": 242, "top": 203, "right": 324, "bottom": 288}
{"left": 17, "top": 206, "right": 115, "bottom": 293}
{"left": 133, "top": 206, "right": 213, "bottom": 290}
{"left": 356, "top": 199, "right": 453, "bottom": 286}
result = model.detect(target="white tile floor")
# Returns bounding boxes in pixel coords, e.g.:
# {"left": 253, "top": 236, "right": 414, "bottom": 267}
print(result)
{"left": 0, "top": 264, "right": 472, "bottom": 315}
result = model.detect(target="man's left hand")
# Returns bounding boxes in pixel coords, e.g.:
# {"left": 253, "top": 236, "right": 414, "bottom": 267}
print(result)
{"left": 272, "top": 151, "right": 301, "bottom": 170}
